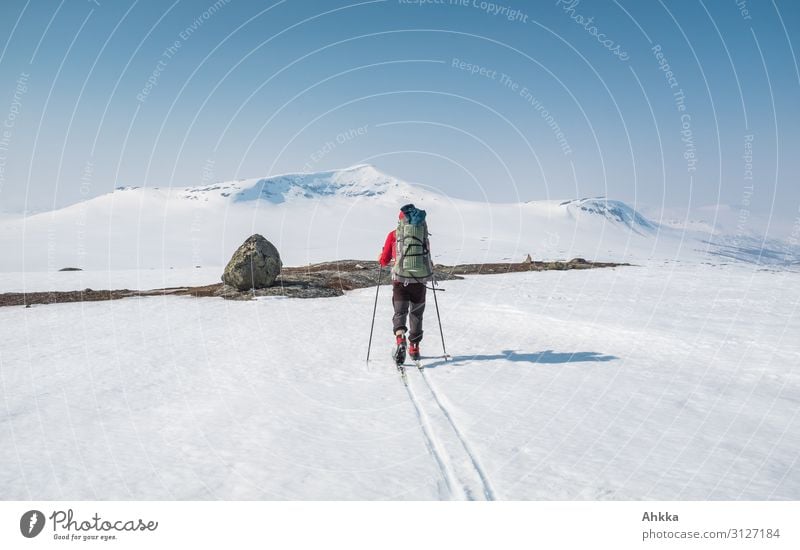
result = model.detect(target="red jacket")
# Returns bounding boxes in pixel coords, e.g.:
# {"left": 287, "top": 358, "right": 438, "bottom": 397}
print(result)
{"left": 378, "top": 230, "right": 396, "bottom": 267}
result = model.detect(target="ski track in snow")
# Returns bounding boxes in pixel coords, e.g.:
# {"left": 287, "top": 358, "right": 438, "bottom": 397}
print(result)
{"left": 403, "top": 366, "right": 495, "bottom": 501}
{"left": 401, "top": 373, "right": 460, "bottom": 500}
{"left": 416, "top": 368, "right": 496, "bottom": 500}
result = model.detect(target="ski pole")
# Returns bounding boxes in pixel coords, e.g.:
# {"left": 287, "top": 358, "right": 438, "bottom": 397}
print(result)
{"left": 431, "top": 272, "right": 450, "bottom": 360}
{"left": 366, "top": 267, "right": 383, "bottom": 363}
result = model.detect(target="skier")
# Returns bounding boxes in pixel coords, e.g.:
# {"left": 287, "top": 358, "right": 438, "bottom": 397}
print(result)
{"left": 378, "top": 203, "right": 434, "bottom": 365}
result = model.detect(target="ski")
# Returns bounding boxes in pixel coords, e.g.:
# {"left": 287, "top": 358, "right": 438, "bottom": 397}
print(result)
{"left": 392, "top": 337, "right": 407, "bottom": 385}
{"left": 397, "top": 364, "right": 408, "bottom": 385}
{"left": 391, "top": 344, "right": 442, "bottom": 383}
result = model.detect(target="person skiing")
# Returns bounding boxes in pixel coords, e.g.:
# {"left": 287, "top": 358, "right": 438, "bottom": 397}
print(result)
{"left": 378, "top": 203, "right": 434, "bottom": 365}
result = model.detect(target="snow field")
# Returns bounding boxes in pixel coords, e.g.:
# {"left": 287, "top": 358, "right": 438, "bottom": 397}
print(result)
{"left": 1, "top": 263, "right": 797, "bottom": 499}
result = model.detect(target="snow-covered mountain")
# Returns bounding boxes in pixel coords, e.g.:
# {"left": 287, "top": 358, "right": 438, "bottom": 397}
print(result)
{"left": 560, "top": 198, "right": 658, "bottom": 235}
{"left": 1, "top": 164, "right": 797, "bottom": 272}
{"left": 171, "top": 164, "right": 409, "bottom": 204}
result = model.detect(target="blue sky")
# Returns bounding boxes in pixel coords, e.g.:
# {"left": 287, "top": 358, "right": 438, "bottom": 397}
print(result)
{"left": 0, "top": 0, "right": 798, "bottom": 230}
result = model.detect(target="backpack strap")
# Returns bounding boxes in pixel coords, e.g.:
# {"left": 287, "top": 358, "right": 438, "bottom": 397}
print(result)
{"left": 401, "top": 235, "right": 428, "bottom": 257}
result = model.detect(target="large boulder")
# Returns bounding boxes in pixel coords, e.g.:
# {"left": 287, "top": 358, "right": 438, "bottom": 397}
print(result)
{"left": 222, "top": 234, "right": 282, "bottom": 290}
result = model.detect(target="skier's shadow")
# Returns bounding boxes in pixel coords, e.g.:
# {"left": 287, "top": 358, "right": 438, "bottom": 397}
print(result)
{"left": 423, "top": 349, "right": 618, "bottom": 369}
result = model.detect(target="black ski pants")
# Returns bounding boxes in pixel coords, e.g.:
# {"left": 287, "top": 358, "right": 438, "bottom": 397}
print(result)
{"left": 392, "top": 281, "right": 426, "bottom": 343}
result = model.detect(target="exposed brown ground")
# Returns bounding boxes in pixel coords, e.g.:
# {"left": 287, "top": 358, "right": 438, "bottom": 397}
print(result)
{"left": 1, "top": 258, "right": 629, "bottom": 308}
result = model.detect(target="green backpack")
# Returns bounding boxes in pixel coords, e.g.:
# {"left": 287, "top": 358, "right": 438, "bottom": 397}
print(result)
{"left": 393, "top": 204, "right": 433, "bottom": 283}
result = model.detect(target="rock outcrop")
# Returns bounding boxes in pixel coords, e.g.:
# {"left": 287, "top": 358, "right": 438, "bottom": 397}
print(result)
{"left": 1, "top": 259, "right": 630, "bottom": 308}
{"left": 221, "top": 234, "right": 282, "bottom": 291}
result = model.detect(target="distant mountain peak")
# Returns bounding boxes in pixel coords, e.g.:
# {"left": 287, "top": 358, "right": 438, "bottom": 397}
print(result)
{"left": 177, "top": 164, "right": 405, "bottom": 204}
{"left": 560, "top": 197, "right": 657, "bottom": 234}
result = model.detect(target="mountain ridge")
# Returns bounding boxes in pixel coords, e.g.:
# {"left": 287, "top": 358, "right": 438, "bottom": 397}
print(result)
{"left": 1, "top": 165, "right": 798, "bottom": 271}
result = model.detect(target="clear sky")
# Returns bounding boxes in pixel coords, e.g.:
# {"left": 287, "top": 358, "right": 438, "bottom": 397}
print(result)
{"left": 0, "top": 0, "right": 798, "bottom": 232}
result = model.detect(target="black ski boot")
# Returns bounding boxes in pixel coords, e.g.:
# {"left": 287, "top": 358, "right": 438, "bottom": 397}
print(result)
{"left": 392, "top": 332, "right": 407, "bottom": 366}
{"left": 408, "top": 341, "right": 420, "bottom": 361}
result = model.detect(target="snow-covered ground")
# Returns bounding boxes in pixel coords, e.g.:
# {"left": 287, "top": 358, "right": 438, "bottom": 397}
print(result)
{"left": 0, "top": 267, "right": 223, "bottom": 294}
{"left": 1, "top": 262, "right": 797, "bottom": 500}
